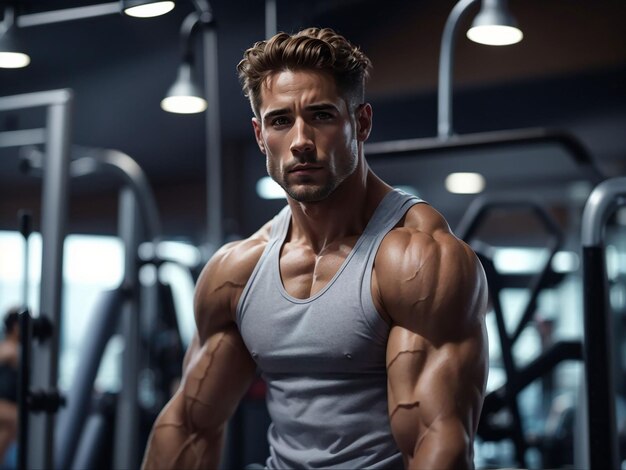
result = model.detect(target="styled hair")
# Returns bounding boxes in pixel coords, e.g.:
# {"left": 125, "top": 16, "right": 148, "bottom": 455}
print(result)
{"left": 237, "top": 27, "right": 372, "bottom": 117}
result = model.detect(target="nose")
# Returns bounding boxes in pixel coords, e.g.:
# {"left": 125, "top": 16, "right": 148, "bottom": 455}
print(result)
{"left": 289, "top": 118, "right": 315, "bottom": 156}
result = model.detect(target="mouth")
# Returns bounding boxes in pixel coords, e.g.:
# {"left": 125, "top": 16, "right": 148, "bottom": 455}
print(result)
{"left": 289, "top": 164, "right": 323, "bottom": 174}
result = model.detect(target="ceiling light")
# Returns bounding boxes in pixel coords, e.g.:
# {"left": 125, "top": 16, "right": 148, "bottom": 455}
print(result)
{"left": 0, "top": 50, "right": 30, "bottom": 68}
{"left": 160, "top": 62, "right": 207, "bottom": 114}
{"left": 0, "top": 9, "right": 30, "bottom": 68}
{"left": 122, "top": 0, "right": 175, "bottom": 18}
{"left": 466, "top": 0, "right": 523, "bottom": 46}
{"left": 445, "top": 172, "right": 485, "bottom": 194}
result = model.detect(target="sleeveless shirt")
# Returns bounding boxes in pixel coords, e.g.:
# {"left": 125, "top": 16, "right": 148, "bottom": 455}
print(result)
{"left": 236, "top": 189, "right": 423, "bottom": 469}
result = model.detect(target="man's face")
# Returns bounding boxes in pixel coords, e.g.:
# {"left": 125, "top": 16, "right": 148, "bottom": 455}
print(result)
{"left": 252, "top": 70, "right": 370, "bottom": 203}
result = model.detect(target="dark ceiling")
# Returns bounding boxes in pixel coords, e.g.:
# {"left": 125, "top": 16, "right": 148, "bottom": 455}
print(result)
{"left": 1, "top": 0, "right": 625, "bottom": 244}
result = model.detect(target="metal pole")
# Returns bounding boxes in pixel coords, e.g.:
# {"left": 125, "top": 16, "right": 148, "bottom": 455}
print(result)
{"left": 16, "top": 2, "right": 120, "bottom": 28}
{"left": 17, "top": 312, "right": 31, "bottom": 470}
{"left": 28, "top": 91, "right": 73, "bottom": 470}
{"left": 580, "top": 177, "right": 626, "bottom": 470}
{"left": 0, "top": 129, "right": 46, "bottom": 148}
{"left": 113, "top": 188, "right": 142, "bottom": 470}
{"left": 18, "top": 211, "right": 32, "bottom": 309}
{"left": 265, "top": 0, "right": 277, "bottom": 38}
{"left": 437, "top": 0, "right": 479, "bottom": 139}
{"left": 202, "top": 24, "right": 223, "bottom": 252}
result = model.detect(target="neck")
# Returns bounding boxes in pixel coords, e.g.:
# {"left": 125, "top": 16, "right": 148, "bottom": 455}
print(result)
{"left": 286, "top": 159, "right": 390, "bottom": 253}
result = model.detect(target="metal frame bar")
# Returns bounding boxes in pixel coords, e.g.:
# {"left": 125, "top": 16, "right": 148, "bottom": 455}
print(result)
{"left": 21, "top": 146, "right": 162, "bottom": 241}
{"left": 457, "top": 197, "right": 565, "bottom": 343}
{"left": 113, "top": 188, "right": 142, "bottom": 470}
{"left": 0, "top": 129, "right": 46, "bottom": 148}
{"left": 0, "top": 89, "right": 73, "bottom": 470}
{"left": 16, "top": 3, "right": 121, "bottom": 28}
{"left": 580, "top": 177, "right": 626, "bottom": 470}
{"left": 364, "top": 127, "right": 605, "bottom": 183}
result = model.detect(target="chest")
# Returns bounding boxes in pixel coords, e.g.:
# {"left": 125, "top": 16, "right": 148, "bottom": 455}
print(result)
{"left": 278, "top": 236, "right": 360, "bottom": 299}
{"left": 237, "top": 238, "right": 391, "bottom": 376}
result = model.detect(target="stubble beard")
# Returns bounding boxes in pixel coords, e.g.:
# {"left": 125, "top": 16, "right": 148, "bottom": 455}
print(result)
{"left": 283, "top": 178, "right": 336, "bottom": 203}
{"left": 271, "top": 156, "right": 358, "bottom": 203}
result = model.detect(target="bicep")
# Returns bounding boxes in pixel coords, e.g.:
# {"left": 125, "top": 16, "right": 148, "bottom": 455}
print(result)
{"left": 386, "top": 322, "right": 488, "bottom": 467}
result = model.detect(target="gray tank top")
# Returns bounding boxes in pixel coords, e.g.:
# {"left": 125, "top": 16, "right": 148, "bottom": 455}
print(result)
{"left": 236, "top": 189, "right": 423, "bottom": 469}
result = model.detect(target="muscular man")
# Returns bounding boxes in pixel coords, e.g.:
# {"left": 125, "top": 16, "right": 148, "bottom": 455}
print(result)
{"left": 142, "top": 27, "right": 488, "bottom": 469}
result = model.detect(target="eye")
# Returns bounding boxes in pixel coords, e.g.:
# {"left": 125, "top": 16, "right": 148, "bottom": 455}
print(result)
{"left": 271, "top": 116, "right": 291, "bottom": 127}
{"left": 314, "top": 111, "right": 333, "bottom": 121}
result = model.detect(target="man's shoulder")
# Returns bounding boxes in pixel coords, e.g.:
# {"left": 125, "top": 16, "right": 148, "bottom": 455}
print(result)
{"left": 375, "top": 203, "right": 487, "bottom": 334}
{"left": 199, "top": 221, "right": 273, "bottom": 291}
{"left": 193, "top": 221, "right": 273, "bottom": 330}
{"left": 378, "top": 202, "right": 461, "bottom": 258}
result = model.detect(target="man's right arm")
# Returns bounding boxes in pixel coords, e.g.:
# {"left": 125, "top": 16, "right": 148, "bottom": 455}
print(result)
{"left": 142, "top": 241, "right": 261, "bottom": 470}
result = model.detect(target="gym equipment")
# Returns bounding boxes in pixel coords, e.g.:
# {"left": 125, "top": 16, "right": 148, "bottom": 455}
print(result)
{"left": 7, "top": 122, "right": 167, "bottom": 468}
{"left": 455, "top": 196, "right": 583, "bottom": 467}
{"left": 0, "top": 89, "right": 73, "bottom": 470}
{"left": 365, "top": 127, "right": 603, "bottom": 184}
{"left": 22, "top": 146, "right": 162, "bottom": 470}
{"left": 579, "top": 177, "right": 626, "bottom": 470}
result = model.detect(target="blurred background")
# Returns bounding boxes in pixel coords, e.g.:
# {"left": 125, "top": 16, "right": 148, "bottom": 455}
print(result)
{"left": 0, "top": 0, "right": 625, "bottom": 468}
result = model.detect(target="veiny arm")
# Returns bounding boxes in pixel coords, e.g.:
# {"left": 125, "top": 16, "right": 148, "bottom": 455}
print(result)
{"left": 376, "top": 206, "right": 489, "bottom": 469}
{"left": 141, "top": 240, "right": 261, "bottom": 470}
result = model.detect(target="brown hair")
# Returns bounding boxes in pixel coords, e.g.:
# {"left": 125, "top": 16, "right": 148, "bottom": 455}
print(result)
{"left": 237, "top": 27, "right": 372, "bottom": 117}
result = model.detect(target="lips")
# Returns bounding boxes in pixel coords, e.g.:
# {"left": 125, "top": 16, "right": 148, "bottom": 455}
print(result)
{"left": 289, "top": 164, "right": 323, "bottom": 173}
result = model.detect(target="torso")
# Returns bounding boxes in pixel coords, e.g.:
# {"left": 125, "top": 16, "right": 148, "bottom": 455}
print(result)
{"left": 232, "top": 190, "right": 425, "bottom": 469}
{"left": 217, "top": 200, "right": 441, "bottom": 327}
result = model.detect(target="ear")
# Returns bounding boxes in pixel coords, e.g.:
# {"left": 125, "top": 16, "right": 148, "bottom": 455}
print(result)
{"left": 252, "top": 117, "right": 266, "bottom": 154}
{"left": 356, "top": 103, "right": 373, "bottom": 142}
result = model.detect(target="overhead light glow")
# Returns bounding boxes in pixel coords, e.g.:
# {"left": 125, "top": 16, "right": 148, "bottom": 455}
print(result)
{"left": 0, "top": 51, "right": 30, "bottom": 68}
{"left": 445, "top": 172, "right": 485, "bottom": 194}
{"left": 551, "top": 251, "right": 580, "bottom": 274}
{"left": 160, "top": 95, "right": 207, "bottom": 114}
{"left": 256, "top": 176, "right": 285, "bottom": 200}
{"left": 493, "top": 247, "right": 548, "bottom": 274}
{"left": 124, "top": 1, "right": 175, "bottom": 18}
{"left": 467, "top": 25, "right": 523, "bottom": 46}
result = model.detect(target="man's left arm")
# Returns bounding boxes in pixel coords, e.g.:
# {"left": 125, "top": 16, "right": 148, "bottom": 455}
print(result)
{"left": 377, "top": 221, "right": 489, "bottom": 469}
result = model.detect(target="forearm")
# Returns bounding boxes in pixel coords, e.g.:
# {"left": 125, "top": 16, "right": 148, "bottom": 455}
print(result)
{"left": 141, "top": 399, "right": 224, "bottom": 470}
{"left": 404, "top": 423, "right": 473, "bottom": 470}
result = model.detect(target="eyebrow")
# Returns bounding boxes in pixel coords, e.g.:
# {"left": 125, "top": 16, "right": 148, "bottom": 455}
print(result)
{"left": 262, "top": 108, "right": 290, "bottom": 123}
{"left": 306, "top": 103, "right": 339, "bottom": 113}
{"left": 262, "top": 103, "right": 340, "bottom": 123}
